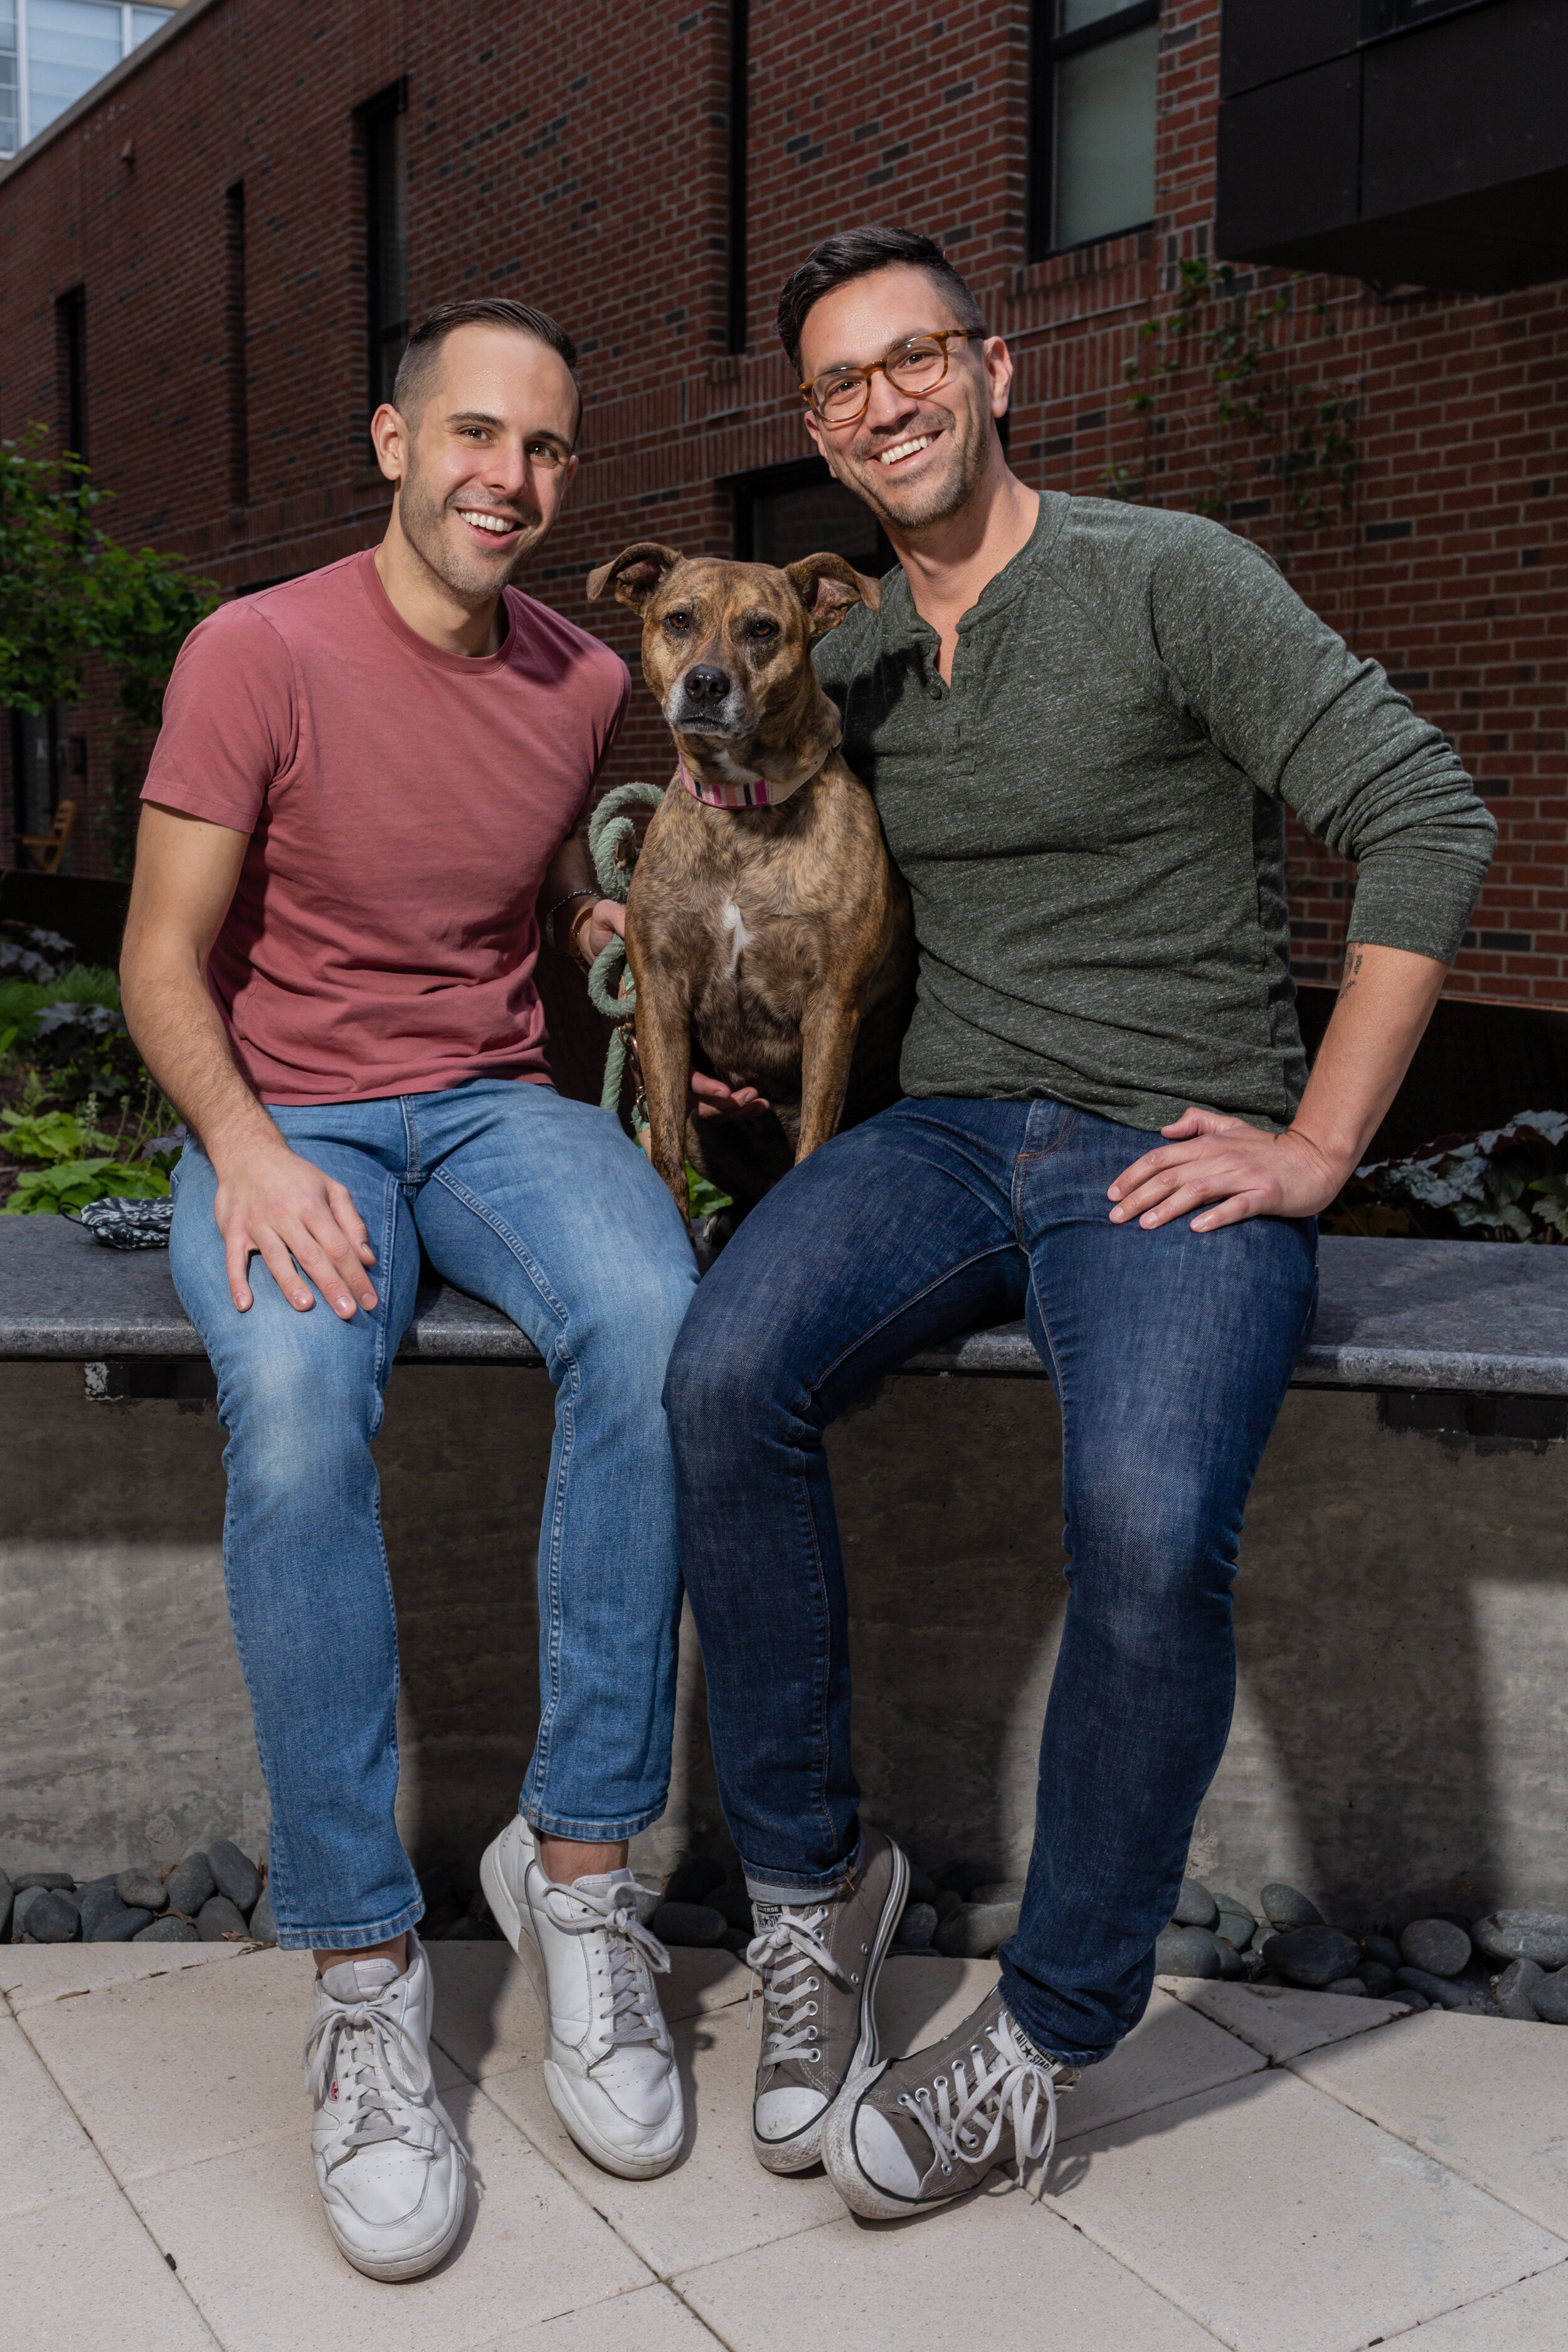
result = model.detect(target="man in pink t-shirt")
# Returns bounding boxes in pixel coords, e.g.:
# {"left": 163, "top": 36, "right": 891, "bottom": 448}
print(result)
{"left": 121, "top": 301, "right": 709, "bottom": 2276}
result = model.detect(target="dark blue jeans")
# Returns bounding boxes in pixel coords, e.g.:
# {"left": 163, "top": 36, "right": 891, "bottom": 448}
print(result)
{"left": 665, "top": 1096, "right": 1318, "bottom": 2067}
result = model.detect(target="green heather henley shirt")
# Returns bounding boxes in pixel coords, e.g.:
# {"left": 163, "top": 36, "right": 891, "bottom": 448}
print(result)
{"left": 811, "top": 492, "right": 1496, "bottom": 1135}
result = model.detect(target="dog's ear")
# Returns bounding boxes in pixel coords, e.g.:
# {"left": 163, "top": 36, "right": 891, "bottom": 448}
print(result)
{"left": 586, "top": 542, "right": 683, "bottom": 612}
{"left": 784, "top": 551, "right": 883, "bottom": 637}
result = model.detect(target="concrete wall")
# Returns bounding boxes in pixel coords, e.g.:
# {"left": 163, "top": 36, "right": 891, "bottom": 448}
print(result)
{"left": 3, "top": 1360, "right": 1566, "bottom": 1923}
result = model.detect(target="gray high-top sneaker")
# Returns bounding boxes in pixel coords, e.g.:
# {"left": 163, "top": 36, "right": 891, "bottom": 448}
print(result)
{"left": 304, "top": 1932, "right": 468, "bottom": 2281}
{"left": 824, "top": 1982, "right": 1074, "bottom": 2218}
{"left": 745, "top": 1824, "right": 908, "bottom": 2175}
{"left": 480, "top": 1815, "right": 683, "bottom": 2179}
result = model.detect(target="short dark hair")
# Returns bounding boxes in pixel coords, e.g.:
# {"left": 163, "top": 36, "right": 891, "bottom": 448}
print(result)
{"left": 391, "top": 297, "right": 583, "bottom": 439}
{"left": 775, "top": 227, "right": 987, "bottom": 374}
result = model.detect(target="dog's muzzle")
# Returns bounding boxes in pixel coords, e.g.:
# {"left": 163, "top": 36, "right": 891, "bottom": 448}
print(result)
{"left": 672, "top": 664, "right": 748, "bottom": 735}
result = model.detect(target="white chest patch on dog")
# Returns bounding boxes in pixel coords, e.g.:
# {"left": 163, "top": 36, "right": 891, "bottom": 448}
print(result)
{"left": 722, "top": 901, "right": 753, "bottom": 977}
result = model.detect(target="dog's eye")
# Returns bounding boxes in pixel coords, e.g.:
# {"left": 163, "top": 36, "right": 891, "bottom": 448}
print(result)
{"left": 664, "top": 610, "right": 692, "bottom": 633}
{"left": 748, "top": 620, "right": 779, "bottom": 643}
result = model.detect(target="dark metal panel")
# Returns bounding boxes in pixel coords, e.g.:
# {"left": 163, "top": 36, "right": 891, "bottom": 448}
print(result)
{"left": 1220, "top": 0, "right": 1359, "bottom": 97}
{"left": 1214, "top": 59, "right": 1361, "bottom": 255}
{"left": 1363, "top": 0, "right": 1568, "bottom": 213}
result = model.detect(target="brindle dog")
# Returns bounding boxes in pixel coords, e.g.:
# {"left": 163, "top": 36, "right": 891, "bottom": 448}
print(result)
{"left": 586, "top": 542, "right": 914, "bottom": 1228}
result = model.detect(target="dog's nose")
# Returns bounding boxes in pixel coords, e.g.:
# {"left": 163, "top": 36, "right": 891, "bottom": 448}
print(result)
{"left": 683, "top": 664, "right": 731, "bottom": 706}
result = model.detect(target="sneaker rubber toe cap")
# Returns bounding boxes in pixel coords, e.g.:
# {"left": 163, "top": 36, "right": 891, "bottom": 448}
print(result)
{"left": 755, "top": 2085, "right": 829, "bottom": 2143}
{"left": 852, "top": 2104, "right": 923, "bottom": 2198}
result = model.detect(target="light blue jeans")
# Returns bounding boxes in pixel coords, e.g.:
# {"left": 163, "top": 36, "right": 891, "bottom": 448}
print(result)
{"left": 169, "top": 1078, "right": 698, "bottom": 1951}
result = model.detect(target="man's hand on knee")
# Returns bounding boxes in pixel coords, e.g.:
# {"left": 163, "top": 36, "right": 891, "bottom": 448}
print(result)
{"left": 214, "top": 1142, "right": 379, "bottom": 1318}
{"left": 1108, "top": 1109, "right": 1344, "bottom": 1234}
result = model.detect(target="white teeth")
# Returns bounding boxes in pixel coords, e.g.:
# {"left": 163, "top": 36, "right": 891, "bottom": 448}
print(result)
{"left": 877, "top": 435, "right": 932, "bottom": 466}
{"left": 458, "top": 511, "right": 515, "bottom": 533}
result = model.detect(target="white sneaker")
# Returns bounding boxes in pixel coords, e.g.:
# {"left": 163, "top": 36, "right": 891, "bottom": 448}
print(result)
{"left": 304, "top": 1932, "right": 467, "bottom": 2280}
{"left": 480, "top": 1816, "right": 684, "bottom": 2178}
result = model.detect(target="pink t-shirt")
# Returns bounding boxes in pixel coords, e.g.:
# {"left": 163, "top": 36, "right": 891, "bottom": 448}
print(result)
{"left": 142, "top": 549, "right": 628, "bottom": 1104}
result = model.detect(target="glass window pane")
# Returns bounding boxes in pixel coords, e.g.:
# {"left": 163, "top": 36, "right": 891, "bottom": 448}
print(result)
{"left": 368, "top": 103, "right": 408, "bottom": 407}
{"left": 0, "top": 2, "right": 18, "bottom": 160}
{"left": 130, "top": 8, "right": 172, "bottom": 45}
{"left": 26, "top": 0, "right": 122, "bottom": 137}
{"left": 1053, "top": 23, "right": 1158, "bottom": 250}
{"left": 1060, "top": 0, "right": 1136, "bottom": 29}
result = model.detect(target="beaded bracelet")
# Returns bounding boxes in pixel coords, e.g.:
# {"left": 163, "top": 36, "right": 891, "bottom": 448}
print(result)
{"left": 541, "top": 886, "right": 597, "bottom": 952}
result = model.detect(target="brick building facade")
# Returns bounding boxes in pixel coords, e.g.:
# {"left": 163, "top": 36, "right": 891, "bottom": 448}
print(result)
{"left": 0, "top": 0, "right": 1563, "bottom": 1003}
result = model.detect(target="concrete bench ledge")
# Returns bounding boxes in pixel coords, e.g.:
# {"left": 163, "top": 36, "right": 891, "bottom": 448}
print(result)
{"left": 1, "top": 1217, "right": 1565, "bottom": 1394}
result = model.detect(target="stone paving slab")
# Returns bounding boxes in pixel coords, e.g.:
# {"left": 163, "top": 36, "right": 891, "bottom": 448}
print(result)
{"left": 8, "top": 1924, "right": 1568, "bottom": 2350}
{"left": 19, "top": 1947, "right": 462, "bottom": 2188}
{"left": 1157, "top": 1973, "right": 1416, "bottom": 2063}
{"left": 1294, "top": 2010, "right": 1568, "bottom": 2239}
{"left": 0, "top": 2011, "right": 115, "bottom": 2222}
{"left": 1062, "top": 1989, "right": 1266, "bottom": 2143}
{"left": 0, "top": 2181, "right": 220, "bottom": 2351}
{"left": 1043, "top": 2067, "right": 1566, "bottom": 2352}
{"left": 127, "top": 2075, "right": 652, "bottom": 2352}
{"left": 485, "top": 2000, "right": 848, "bottom": 2282}
{"left": 1, "top": 1938, "right": 248, "bottom": 2017}
{"left": 471, "top": 2283, "right": 724, "bottom": 2350}
{"left": 673, "top": 2194, "right": 1222, "bottom": 2352}
{"left": 1380, "top": 2260, "right": 1568, "bottom": 2346}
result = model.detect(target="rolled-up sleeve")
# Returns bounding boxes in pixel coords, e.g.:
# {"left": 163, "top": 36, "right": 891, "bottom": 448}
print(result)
{"left": 1152, "top": 525, "right": 1496, "bottom": 963}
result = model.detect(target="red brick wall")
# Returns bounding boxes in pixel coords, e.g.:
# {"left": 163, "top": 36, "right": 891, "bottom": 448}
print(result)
{"left": 1, "top": 0, "right": 1562, "bottom": 1003}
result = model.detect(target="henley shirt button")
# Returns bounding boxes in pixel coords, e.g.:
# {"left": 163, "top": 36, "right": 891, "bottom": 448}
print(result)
{"left": 927, "top": 682, "right": 943, "bottom": 700}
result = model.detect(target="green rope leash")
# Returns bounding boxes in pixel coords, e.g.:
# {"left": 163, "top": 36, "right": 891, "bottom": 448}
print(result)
{"left": 585, "top": 781, "right": 665, "bottom": 1120}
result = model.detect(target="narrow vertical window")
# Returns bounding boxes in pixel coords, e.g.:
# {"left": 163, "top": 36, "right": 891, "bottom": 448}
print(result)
{"left": 0, "top": 2, "right": 19, "bottom": 157}
{"left": 726, "top": 0, "right": 748, "bottom": 354}
{"left": 363, "top": 81, "right": 409, "bottom": 418}
{"left": 225, "top": 179, "right": 249, "bottom": 506}
{"left": 1029, "top": 2, "right": 1160, "bottom": 261}
{"left": 56, "top": 282, "right": 86, "bottom": 459}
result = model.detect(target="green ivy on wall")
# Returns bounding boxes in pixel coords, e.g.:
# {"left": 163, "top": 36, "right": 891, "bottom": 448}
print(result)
{"left": 1106, "top": 258, "right": 1360, "bottom": 553}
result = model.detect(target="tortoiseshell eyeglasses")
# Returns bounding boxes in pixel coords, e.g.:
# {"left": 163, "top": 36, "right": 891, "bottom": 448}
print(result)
{"left": 799, "top": 330, "right": 987, "bottom": 426}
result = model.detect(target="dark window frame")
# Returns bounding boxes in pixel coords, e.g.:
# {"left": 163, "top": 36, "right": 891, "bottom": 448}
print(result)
{"left": 726, "top": 455, "right": 895, "bottom": 575}
{"left": 1360, "top": 0, "right": 1496, "bottom": 33}
{"left": 55, "top": 283, "right": 87, "bottom": 460}
{"left": 727, "top": 0, "right": 748, "bottom": 353}
{"left": 1027, "top": 1, "right": 1160, "bottom": 263}
{"left": 225, "top": 180, "right": 249, "bottom": 507}
{"left": 361, "top": 78, "right": 410, "bottom": 433}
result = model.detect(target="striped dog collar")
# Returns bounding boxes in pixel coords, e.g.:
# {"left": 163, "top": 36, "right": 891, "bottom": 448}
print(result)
{"left": 677, "top": 753, "right": 812, "bottom": 811}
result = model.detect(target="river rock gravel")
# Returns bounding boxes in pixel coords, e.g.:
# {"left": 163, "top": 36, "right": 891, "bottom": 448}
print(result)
{"left": 1473, "top": 1911, "right": 1568, "bottom": 1969}
{"left": 1400, "top": 1918, "right": 1472, "bottom": 1977}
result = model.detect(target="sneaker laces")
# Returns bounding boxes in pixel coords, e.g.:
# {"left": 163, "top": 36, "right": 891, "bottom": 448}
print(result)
{"left": 540, "top": 1880, "right": 671, "bottom": 2048}
{"left": 745, "top": 1902, "right": 853, "bottom": 2067}
{"left": 896, "top": 2009, "right": 1061, "bottom": 2195}
{"left": 304, "top": 1989, "right": 457, "bottom": 2168}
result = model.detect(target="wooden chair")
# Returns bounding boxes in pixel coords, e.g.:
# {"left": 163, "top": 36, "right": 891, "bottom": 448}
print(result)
{"left": 18, "top": 800, "right": 76, "bottom": 875}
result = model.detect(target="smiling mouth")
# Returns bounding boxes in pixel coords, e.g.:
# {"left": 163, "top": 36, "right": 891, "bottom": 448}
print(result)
{"left": 876, "top": 434, "right": 935, "bottom": 467}
{"left": 455, "top": 509, "right": 524, "bottom": 542}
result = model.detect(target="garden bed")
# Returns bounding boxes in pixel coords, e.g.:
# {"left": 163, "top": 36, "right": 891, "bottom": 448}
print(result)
{"left": 0, "top": 919, "right": 176, "bottom": 1215}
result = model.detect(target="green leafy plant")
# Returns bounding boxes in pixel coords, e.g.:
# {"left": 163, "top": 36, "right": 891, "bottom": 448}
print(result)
{"left": 686, "top": 1162, "right": 734, "bottom": 1222}
{"left": 0, "top": 1107, "right": 116, "bottom": 1162}
{"left": 0, "top": 425, "right": 219, "bottom": 719}
{"left": 3, "top": 1157, "right": 170, "bottom": 1216}
{"left": 1, "top": 426, "right": 218, "bottom": 875}
{"left": 1324, "top": 1111, "right": 1568, "bottom": 1243}
{"left": 1112, "top": 258, "right": 1359, "bottom": 548}
{"left": 0, "top": 1069, "right": 183, "bottom": 1219}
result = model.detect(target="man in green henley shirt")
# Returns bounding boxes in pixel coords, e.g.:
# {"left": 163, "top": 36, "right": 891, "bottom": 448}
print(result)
{"left": 663, "top": 227, "right": 1495, "bottom": 2217}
